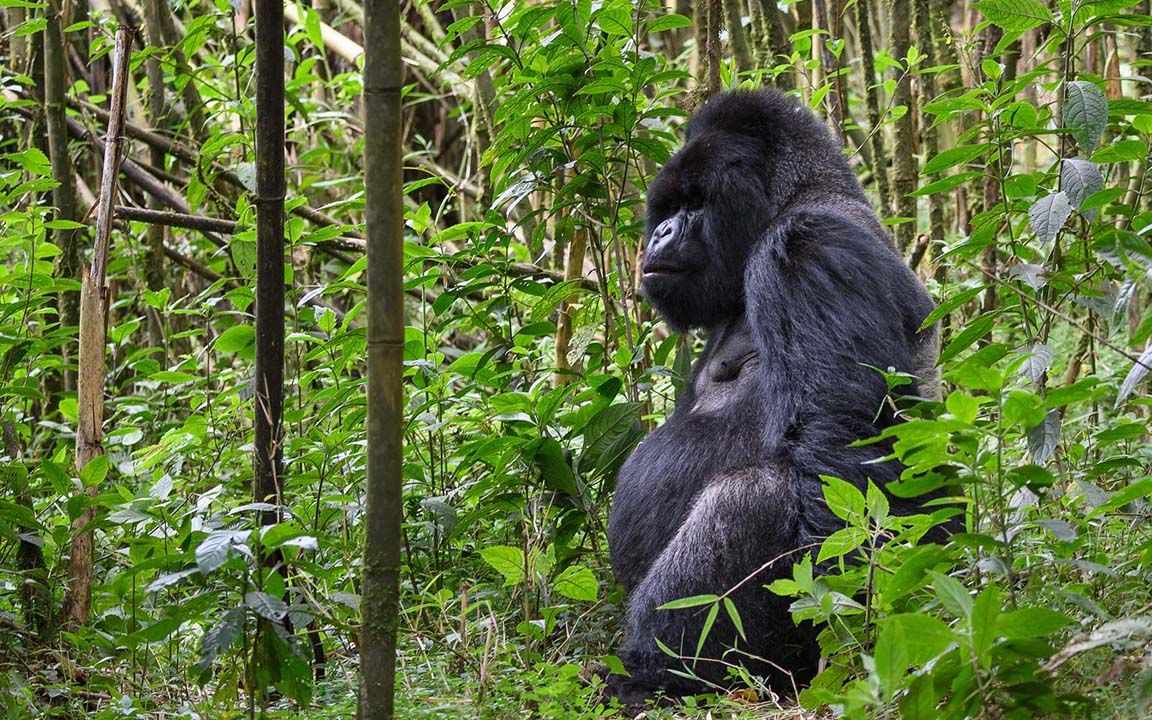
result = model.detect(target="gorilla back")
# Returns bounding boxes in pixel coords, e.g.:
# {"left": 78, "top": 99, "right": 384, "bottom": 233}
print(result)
{"left": 606, "top": 90, "right": 944, "bottom": 701}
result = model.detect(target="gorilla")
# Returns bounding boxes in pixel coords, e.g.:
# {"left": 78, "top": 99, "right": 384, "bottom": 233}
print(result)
{"left": 606, "top": 90, "right": 945, "bottom": 702}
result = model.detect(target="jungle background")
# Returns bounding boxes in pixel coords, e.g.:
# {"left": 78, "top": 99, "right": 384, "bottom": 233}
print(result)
{"left": 2, "top": 0, "right": 1152, "bottom": 717}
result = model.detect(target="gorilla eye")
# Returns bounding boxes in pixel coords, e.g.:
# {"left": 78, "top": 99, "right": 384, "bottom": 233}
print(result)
{"left": 683, "top": 194, "right": 705, "bottom": 210}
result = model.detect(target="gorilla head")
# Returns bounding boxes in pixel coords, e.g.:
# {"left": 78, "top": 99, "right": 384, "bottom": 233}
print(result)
{"left": 640, "top": 91, "right": 867, "bottom": 332}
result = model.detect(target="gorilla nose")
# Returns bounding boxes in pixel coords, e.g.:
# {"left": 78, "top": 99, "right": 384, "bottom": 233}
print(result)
{"left": 649, "top": 215, "right": 679, "bottom": 251}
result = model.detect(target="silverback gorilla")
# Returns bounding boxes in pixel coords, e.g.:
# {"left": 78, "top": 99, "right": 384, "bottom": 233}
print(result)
{"left": 606, "top": 90, "right": 944, "bottom": 702}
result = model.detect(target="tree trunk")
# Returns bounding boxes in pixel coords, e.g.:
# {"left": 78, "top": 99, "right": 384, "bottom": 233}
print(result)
{"left": 706, "top": 0, "right": 723, "bottom": 96}
{"left": 857, "top": 0, "right": 890, "bottom": 216}
{"left": 723, "top": 0, "right": 753, "bottom": 72}
{"left": 142, "top": 0, "right": 170, "bottom": 349}
{"left": 914, "top": 0, "right": 944, "bottom": 269}
{"left": 360, "top": 0, "right": 404, "bottom": 716}
{"left": 888, "top": 0, "right": 916, "bottom": 252}
{"left": 45, "top": 0, "right": 81, "bottom": 393}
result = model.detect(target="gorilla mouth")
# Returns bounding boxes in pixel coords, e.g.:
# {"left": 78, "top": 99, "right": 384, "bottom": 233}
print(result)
{"left": 642, "top": 263, "right": 687, "bottom": 278}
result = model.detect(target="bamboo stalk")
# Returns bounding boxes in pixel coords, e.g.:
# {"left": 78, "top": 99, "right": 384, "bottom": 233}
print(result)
{"left": 253, "top": 0, "right": 285, "bottom": 532}
{"left": 61, "top": 25, "right": 132, "bottom": 632}
{"left": 360, "top": 0, "right": 404, "bottom": 716}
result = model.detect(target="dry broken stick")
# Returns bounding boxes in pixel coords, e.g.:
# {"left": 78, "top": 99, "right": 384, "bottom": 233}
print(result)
{"left": 63, "top": 24, "right": 132, "bottom": 633}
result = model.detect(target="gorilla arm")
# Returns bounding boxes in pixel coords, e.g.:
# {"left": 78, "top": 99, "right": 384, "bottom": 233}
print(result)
{"left": 742, "top": 209, "right": 939, "bottom": 535}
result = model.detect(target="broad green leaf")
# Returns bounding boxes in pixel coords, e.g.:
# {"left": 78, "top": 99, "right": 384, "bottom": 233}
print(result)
{"left": 195, "top": 529, "right": 251, "bottom": 574}
{"left": 1027, "top": 409, "right": 1061, "bottom": 463}
{"left": 821, "top": 475, "right": 865, "bottom": 523}
{"left": 214, "top": 324, "right": 256, "bottom": 356}
{"left": 976, "top": 0, "right": 1053, "bottom": 30}
{"left": 876, "top": 613, "right": 957, "bottom": 698}
{"left": 1060, "top": 159, "right": 1103, "bottom": 209}
{"left": 817, "top": 526, "right": 869, "bottom": 563}
{"left": 1028, "top": 192, "right": 1073, "bottom": 244}
{"left": 480, "top": 545, "right": 525, "bottom": 586}
{"left": 945, "top": 391, "right": 979, "bottom": 424}
{"left": 1003, "top": 389, "right": 1045, "bottom": 428}
{"left": 939, "top": 316, "right": 995, "bottom": 364}
{"left": 930, "top": 571, "right": 973, "bottom": 619}
{"left": 553, "top": 565, "right": 598, "bottom": 602}
{"left": 1064, "top": 81, "right": 1108, "bottom": 152}
{"left": 649, "top": 14, "right": 692, "bottom": 32}
{"left": 245, "top": 591, "right": 288, "bottom": 621}
{"left": 970, "top": 586, "right": 1001, "bottom": 667}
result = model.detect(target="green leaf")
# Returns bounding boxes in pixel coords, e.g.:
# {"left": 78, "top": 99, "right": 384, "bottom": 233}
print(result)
{"left": 876, "top": 613, "right": 957, "bottom": 698}
{"left": 997, "top": 607, "right": 1072, "bottom": 639}
{"left": 552, "top": 565, "right": 598, "bottom": 602}
{"left": 976, "top": 0, "right": 1053, "bottom": 30}
{"left": 580, "top": 402, "right": 643, "bottom": 478}
{"left": 525, "top": 438, "right": 580, "bottom": 497}
{"left": 945, "top": 391, "right": 979, "bottom": 423}
{"left": 1059, "top": 159, "right": 1103, "bottom": 209}
{"left": 195, "top": 529, "right": 251, "bottom": 574}
{"left": 1064, "top": 81, "right": 1108, "bottom": 152}
{"left": 821, "top": 475, "right": 865, "bottom": 523}
{"left": 597, "top": 2, "right": 633, "bottom": 35}
{"left": 817, "top": 526, "right": 869, "bottom": 563}
{"left": 969, "top": 586, "right": 1001, "bottom": 666}
{"left": 920, "top": 285, "right": 986, "bottom": 329}
{"left": 1028, "top": 192, "right": 1073, "bottom": 244}
{"left": 79, "top": 454, "right": 109, "bottom": 488}
{"left": 696, "top": 602, "right": 720, "bottom": 657}
{"left": 911, "top": 171, "right": 983, "bottom": 197}
{"left": 1003, "top": 389, "right": 1045, "bottom": 428}
{"left": 723, "top": 597, "right": 747, "bottom": 641}
{"left": 648, "top": 14, "right": 692, "bottom": 32}
{"left": 866, "top": 480, "right": 890, "bottom": 524}
{"left": 658, "top": 594, "right": 718, "bottom": 610}
{"left": 922, "top": 144, "right": 991, "bottom": 174}
{"left": 480, "top": 545, "right": 525, "bottom": 586}
{"left": 214, "top": 325, "right": 256, "bottom": 356}
{"left": 939, "top": 316, "right": 995, "bottom": 364}
{"left": 244, "top": 591, "right": 288, "bottom": 621}
{"left": 930, "top": 571, "right": 973, "bottom": 619}
{"left": 230, "top": 237, "right": 256, "bottom": 278}
{"left": 1027, "top": 409, "right": 1061, "bottom": 463}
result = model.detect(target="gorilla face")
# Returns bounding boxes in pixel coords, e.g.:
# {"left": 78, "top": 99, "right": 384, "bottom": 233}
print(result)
{"left": 640, "top": 132, "right": 774, "bottom": 332}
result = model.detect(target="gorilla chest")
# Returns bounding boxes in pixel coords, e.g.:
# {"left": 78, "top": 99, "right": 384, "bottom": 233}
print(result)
{"left": 688, "top": 316, "right": 761, "bottom": 417}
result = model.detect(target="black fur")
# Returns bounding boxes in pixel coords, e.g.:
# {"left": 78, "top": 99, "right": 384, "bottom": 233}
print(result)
{"left": 607, "top": 90, "right": 944, "bottom": 700}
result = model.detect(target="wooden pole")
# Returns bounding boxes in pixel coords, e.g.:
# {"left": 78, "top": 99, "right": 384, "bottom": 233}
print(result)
{"left": 360, "top": 0, "right": 404, "bottom": 716}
